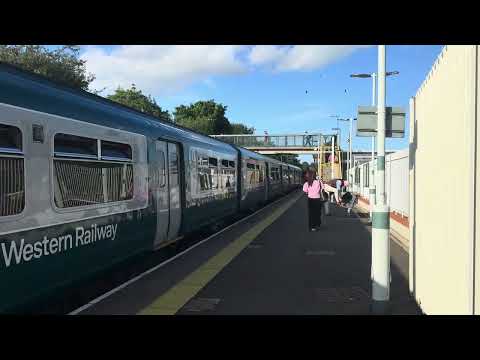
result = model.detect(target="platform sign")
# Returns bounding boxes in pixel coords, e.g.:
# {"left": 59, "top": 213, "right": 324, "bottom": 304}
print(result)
{"left": 356, "top": 106, "right": 405, "bottom": 138}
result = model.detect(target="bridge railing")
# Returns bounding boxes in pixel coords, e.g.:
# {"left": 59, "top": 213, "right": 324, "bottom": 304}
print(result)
{"left": 211, "top": 134, "right": 337, "bottom": 148}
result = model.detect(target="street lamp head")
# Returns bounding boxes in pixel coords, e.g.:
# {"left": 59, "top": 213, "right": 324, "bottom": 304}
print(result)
{"left": 386, "top": 70, "right": 400, "bottom": 76}
{"left": 350, "top": 73, "right": 372, "bottom": 78}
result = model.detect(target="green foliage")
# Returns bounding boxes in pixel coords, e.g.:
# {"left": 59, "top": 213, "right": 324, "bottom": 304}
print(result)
{"left": 0, "top": 45, "right": 95, "bottom": 91}
{"left": 230, "top": 122, "right": 255, "bottom": 134}
{"left": 107, "top": 84, "right": 172, "bottom": 122}
{"left": 173, "top": 100, "right": 231, "bottom": 135}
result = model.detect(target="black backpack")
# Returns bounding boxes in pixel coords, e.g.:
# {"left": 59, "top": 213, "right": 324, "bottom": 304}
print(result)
{"left": 342, "top": 192, "right": 353, "bottom": 203}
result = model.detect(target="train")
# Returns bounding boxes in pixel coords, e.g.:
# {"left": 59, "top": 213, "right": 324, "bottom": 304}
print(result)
{"left": 0, "top": 62, "right": 303, "bottom": 313}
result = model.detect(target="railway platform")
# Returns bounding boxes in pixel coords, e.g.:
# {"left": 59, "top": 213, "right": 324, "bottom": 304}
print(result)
{"left": 72, "top": 190, "right": 421, "bottom": 315}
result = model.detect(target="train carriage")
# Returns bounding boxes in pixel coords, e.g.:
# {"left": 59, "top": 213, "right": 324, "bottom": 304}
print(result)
{"left": 265, "top": 158, "right": 283, "bottom": 200}
{"left": 238, "top": 147, "right": 267, "bottom": 212}
{"left": 0, "top": 62, "right": 301, "bottom": 313}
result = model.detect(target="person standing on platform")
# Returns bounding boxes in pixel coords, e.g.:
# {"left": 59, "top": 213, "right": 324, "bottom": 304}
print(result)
{"left": 303, "top": 170, "right": 323, "bottom": 232}
{"left": 335, "top": 178, "right": 349, "bottom": 194}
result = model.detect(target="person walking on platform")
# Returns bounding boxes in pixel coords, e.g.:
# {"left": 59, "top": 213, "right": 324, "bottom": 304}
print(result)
{"left": 303, "top": 170, "right": 323, "bottom": 231}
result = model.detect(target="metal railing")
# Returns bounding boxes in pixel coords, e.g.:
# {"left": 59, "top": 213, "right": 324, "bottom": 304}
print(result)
{"left": 211, "top": 134, "right": 339, "bottom": 149}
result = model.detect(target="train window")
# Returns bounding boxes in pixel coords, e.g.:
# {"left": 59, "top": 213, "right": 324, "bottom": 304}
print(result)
{"left": 53, "top": 134, "right": 134, "bottom": 208}
{"left": 211, "top": 167, "right": 219, "bottom": 189}
{"left": 221, "top": 160, "right": 229, "bottom": 168}
{"left": 0, "top": 124, "right": 22, "bottom": 153}
{"left": 221, "top": 168, "right": 235, "bottom": 189}
{"left": 246, "top": 162, "right": 257, "bottom": 185}
{"left": 196, "top": 154, "right": 218, "bottom": 191}
{"left": 170, "top": 152, "right": 178, "bottom": 174}
{"left": 101, "top": 140, "right": 132, "bottom": 161}
{"left": 54, "top": 160, "right": 134, "bottom": 208}
{"left": 199, "top": 167, "right": 217, "bottom": 191}
{"left": 258, "top": 166, "right": 264, "bottom": 183}
{"left": 198, "top": 157, "right": 208, "bottom": 167}
{"left": 199, "top": 169, "right": 207, "bottom": 191}
{"left": 229, "top": 161, "right": 235, "bottom": 168}
{"left": 158, "top": 150, "right": 166, "bottom": 187}
{"left": 248, "top": 169, "right": 255, "bottom": 184}
{"left": 169, "top": 151, "right": 178, "bottom": 186}
{"left": 270, "top": 167, "right": 280, "bottom": 182}
{"left": 54, "top": 133, "right": 98, "bottom": 159}
{"left": 364, "top": 163, "right": 369, "bottom": 187}
{"left": 0, "top": 124, "right": 25, "bottom": 216}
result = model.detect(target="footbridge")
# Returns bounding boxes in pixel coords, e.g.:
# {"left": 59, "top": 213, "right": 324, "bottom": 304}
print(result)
{"left": 211, "top": 133, "right": 344, "bottom": 180}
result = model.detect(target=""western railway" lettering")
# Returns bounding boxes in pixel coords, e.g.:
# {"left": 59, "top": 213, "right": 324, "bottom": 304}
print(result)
{"left": 1, "top": 223, "right": 118, "bottom": 268}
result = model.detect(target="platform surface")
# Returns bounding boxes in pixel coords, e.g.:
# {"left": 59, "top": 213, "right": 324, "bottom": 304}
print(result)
{"left": 77, "top": 190, "right": 421, "bottom": 315}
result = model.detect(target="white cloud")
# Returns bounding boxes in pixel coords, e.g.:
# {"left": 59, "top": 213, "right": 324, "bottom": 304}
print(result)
{"left": 248, "top": 45, "right": 290, "bottom": 65}
{"left": 80, "top": 45, "right": 372, "bottom": 96}
{"left": 249, "top": 45, "right": 372, "bottom": 71}
{"left": 81, "top": 45, "right": 247, "bottom": 95}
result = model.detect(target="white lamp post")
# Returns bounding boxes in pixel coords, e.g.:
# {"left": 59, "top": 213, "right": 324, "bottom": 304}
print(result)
{"left": 350, "top": 70, "right": 399, "bottom": 219}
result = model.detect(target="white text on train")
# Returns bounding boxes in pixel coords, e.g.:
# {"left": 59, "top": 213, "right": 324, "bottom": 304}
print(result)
{"left": 1, "top": 223, "right": 118, "bottom": 268}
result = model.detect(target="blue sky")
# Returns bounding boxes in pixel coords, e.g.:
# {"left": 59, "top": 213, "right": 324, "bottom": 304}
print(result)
{"left": 72, "top": 45, "right": 442, "bottom": 162}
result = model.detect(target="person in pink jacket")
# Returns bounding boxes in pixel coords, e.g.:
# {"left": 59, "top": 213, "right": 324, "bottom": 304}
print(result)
{"left": 303, "top": 169, "right": 324, "bottom": 231}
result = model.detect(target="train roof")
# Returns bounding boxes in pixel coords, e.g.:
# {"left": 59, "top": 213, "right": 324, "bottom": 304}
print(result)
{"left": 237, "top": 147, "right": 268, "bottom": 161}
{"left": 0, "top": 62, "right": 302, "bottom": 170}
{"left": 0, "top": 62, "right": 236, "bottom": 153}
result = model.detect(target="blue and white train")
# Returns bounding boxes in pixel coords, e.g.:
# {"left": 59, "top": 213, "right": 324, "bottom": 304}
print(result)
{"left": 0, "top": 63, "right": 302, "bottom": 313}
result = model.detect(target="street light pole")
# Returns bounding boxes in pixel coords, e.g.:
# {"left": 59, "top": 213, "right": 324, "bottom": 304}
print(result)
{"left": 371, "top": 45, "right": 390, "bottom": 314}
{"left": 349, "top": 117, "right": 353, "bottom": 175}
{"left": 370, "top": 73, "right": 377, "bottom": 219}
{"left": 317, "top": 134, "right": 322, "bottom": 179}
{"left": 332, "top": 127, "right": 342, "bottom": 176}
{"left": 331, "top": 134, "right": 335, "bottom": 180}
{"left": 331, "top": 115, "right": 353, "bottom": 183}
{"left": 350, "top": 71, "right": 398, "bottom": 219}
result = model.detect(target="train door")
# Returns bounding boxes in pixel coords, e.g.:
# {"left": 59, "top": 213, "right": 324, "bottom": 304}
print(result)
{"left": 264, "top": 162, "right": 269, "bottom": 202}
{"left": 167, "top": 142, "right": 181, "bottom": 241}
{"left": 152, "top": 140, "right": 182, "bottom": 248}
{"left": 153, "top": 140, "right": 169, "bottom": 248}
{"left": 280, "top": 166, "right": 285, "bottom": 192}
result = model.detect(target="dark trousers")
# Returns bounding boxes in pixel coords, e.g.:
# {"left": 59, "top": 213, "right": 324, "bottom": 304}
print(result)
{"left": 307, "top": 197, "right": 322, "bottom": 229}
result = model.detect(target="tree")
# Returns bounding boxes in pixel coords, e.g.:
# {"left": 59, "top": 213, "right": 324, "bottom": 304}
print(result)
{"left": 107, "top": 84, "right": 171, "bottom": 122}
{"left": 230, "top": 123, "right": 255, "bottom": 135}
{"left": 0, "top": 45, "right": 95, "bottom": 91}
{"left": 173, "top": 100, "right": 231, "bottom": 135}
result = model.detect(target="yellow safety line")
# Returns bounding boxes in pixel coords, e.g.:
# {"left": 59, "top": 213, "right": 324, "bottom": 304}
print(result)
{"left": 138, "top": 193, "right": 302, "bottom": 315}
